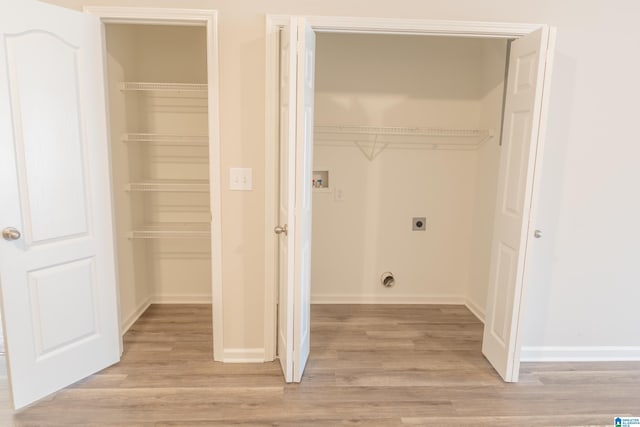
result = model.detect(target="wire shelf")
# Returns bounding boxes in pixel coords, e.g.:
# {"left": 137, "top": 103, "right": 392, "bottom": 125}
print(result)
{"left": 125, "top": 180, "right": 210, "bottom": 193}
{"left": 128, "top": 223, "right": 211, "bottom": 239}
{"left": 119, "top": 82, "right": 208, "bottom": 92}
{"left": 122, "top": 133, "right": 208, "bottom": 146}
{"left": 314, "top": 125, "right": 494, "bottom": 160}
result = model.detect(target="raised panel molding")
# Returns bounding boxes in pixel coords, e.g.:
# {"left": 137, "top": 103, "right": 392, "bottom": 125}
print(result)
{"left": 514, "top": 51, "right": 536, "bottom": 94}
{"left": 27, "top": 257, "right": 99, "bottom": 358}
{"left": 491, "top": 243, "right": 516, "bottom": 344}
{"left": 6, "top": 31, "right": 90, "bottom": 245}
{"left": 503, "top": 111, "right": 530, "bottom": 217}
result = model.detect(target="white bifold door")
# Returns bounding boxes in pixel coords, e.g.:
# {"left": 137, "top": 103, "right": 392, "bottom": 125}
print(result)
{"left": 276, "top": 18, "right": 316, "bottom": 382}
{"left": 0, "top": 1, "right": 120, "bottom": 409}
{"left": 482, "top": 27, "right": 551, "bottom": 382}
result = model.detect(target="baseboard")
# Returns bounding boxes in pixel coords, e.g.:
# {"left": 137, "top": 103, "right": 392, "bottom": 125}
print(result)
{"left": 520, "top": 346, "right": 640, "bottom": 362}
{"left": 311, "top": 294, "right": 466, "bottom": 304}
{"left": 464, "top": 298, "right": 486, "bottom": 323}
{"left": 121, "top": 297, "right": 152, "bottom": 335}
{"left": 223, "top": 348, "right": 265, "bottom": 363}
{"left": 151, "top": 295, "right": 212, "bottom": 304}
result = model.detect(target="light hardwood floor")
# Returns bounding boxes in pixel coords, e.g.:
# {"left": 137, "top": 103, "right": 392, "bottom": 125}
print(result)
{"left": 1, "top": 304, "right": 639, "bottom": 426}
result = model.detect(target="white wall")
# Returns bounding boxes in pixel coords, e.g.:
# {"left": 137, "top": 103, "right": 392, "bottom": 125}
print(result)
{"left": 312, "top": 147, "right": 478, "bottom": 303}
{"left": 130, "top": 25, "right": 207, "bottom": 84}
{"left": 314, "top": 34, "right": 485, "bottom": 128}
{"left": 105, "top": 24, "right": 149, "bottom": 330}
{"left": 312, "top": 34, "right": 492, "bottom": 303}
{"left": 45, "top": 0, "right": 640, "bottom": 357}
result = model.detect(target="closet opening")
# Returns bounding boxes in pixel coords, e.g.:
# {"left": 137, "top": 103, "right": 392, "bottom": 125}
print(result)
{"left": 267, "top": 16, "right": 553, "bottom": 383}
{"left": 309, "top": 31, "right": 508, "bottom": 374}
{"left": 103, "top": 22, "right": 217, "bottom": 359}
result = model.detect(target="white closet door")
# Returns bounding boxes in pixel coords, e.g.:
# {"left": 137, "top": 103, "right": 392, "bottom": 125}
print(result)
{"left": 276, "top": 17, "right": 297, "bottom": 382}
{"left": 482, "top": 27, "right": 550, "bottom": 382}
{"left": 0, "top": 1, "right": 120, "bottom": 409}
{"left": 292, "top": 19, "right": 316, "bottom": 382}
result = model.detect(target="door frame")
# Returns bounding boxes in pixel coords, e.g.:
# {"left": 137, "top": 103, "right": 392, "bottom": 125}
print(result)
{"left": 84, "top": 7, "right": 224, "bottom": 361}
{"left": 263, "top": 15, "right": 555, "bottom": 371}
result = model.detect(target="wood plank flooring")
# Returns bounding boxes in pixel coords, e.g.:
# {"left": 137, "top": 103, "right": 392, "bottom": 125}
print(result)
{"left": 2, "top": 304, "right": 639, "bottom": 426}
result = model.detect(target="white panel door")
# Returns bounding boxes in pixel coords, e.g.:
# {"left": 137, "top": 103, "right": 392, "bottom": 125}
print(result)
{"left": 482, "top": 27, "right": 550, "bottom": 382}
{"left": 292, "top": 20, "right": 316, "bottom": 382}
{"left": 276, "top": 18, "right": 297, "bottom": 382}
{"left": 0, "top": 1, "right": 120, "bottom": 409}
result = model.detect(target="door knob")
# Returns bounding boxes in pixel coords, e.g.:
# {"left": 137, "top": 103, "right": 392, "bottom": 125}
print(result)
{"left": 274, "top": 224, "right": 288, "bottom": 236}
{"left": 2, "top": 227, "right": 21, "bottom": 241}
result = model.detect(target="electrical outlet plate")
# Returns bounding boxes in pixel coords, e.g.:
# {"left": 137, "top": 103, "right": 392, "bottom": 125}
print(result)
{"left": 412, "top": 217, "right": 426, "bottom": 231}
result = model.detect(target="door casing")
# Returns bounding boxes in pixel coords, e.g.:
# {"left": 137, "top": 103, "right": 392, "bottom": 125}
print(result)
{"left": 84, "top": 7, "right": 224, "bottom": 361}
{"left": 263, "top": 15, "right": 556, "bottom": 376}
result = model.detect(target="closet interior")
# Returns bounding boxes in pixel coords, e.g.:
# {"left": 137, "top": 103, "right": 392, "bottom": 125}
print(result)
{"left": 311, "top": 33, "right": 508, "bottom": 318}
{"left": 104, "top": 24, "right": 212, "bottom": 333}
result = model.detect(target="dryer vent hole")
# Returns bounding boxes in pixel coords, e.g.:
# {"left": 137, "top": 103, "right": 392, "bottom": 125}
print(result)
{"left": 381, "top": 272, "right": 395, "bottom": 288}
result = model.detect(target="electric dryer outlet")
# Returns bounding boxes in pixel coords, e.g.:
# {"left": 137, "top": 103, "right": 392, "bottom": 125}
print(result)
{"left": 412, "top": 217, "right": 426, "bottom": 231}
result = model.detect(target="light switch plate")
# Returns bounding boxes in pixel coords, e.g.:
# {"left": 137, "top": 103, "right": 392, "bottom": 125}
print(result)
{"left": 229, "top": 167, "right": 252, "bottom": 191}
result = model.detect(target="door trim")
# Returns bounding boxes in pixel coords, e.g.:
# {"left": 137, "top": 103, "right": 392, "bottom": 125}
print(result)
{"left": 264, "top": 15, "right": 554, "bottom": 371}
{"left": 84, "top": 6, "right": 224, "bottom": 361}
{"left": 263, "top": 16, "right": 281, "bottom": 361}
